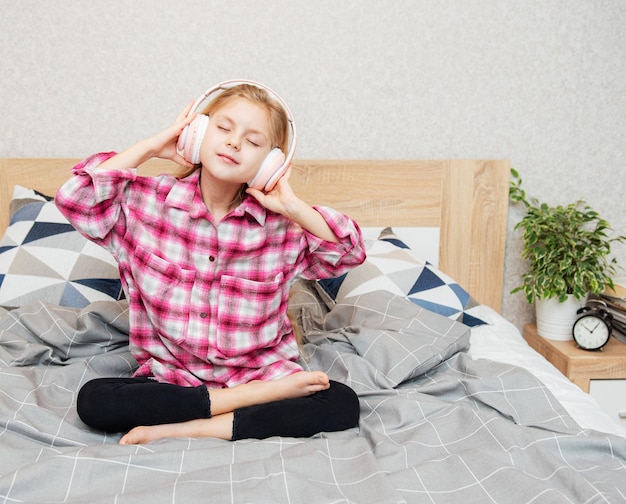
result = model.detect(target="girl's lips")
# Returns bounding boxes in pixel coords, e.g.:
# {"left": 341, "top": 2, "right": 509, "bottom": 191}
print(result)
{"left": 218, "top": 153, "right": 239, "bottom": 165}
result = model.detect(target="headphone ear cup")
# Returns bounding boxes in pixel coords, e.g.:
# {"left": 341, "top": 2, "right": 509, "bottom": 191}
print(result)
{"left": 177, "top": 115, "right": 209, "bottom": 164}
{"left": 248, "top": 148, "right": 286, "bottom": 191}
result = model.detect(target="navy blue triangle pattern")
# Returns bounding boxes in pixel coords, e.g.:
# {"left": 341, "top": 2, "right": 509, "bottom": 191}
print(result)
{"left": 73, "top": 278, "right": 124, "bottom": 299}
{"left": 461, "top": 312, "right": 486, "bottom": 327}
{"left": 380, "top": 236, "right": 410, "bottom": 249}
{"left": 409, "top": 268, "right": 446, "bottom": 293}
{"left": 317, "top": 273, "right": 347, "bottom": 301}
{"left": 23, "top": 222, "right": 77, "bottom": 244}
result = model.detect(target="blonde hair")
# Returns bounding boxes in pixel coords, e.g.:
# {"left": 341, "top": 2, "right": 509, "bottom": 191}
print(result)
{"left": 287, "top": 305, "right": 309, "bottom": 362}
{"left": 177, "top": 83, "right": 290, "bottom": 179}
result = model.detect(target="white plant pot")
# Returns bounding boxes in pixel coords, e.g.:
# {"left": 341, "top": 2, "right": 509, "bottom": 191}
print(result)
{"left": 535, "top": 295, "right": 585, "bottom": 341}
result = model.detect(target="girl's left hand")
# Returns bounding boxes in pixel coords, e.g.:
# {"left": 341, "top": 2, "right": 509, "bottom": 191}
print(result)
{"left": 245, "top": 165, "right": 298, "bottom": 216}
{"left": 246, "top": 165, "right": 340, "bottom": 242}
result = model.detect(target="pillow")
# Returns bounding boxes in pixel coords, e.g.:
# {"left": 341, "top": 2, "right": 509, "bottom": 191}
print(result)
{"left": 0, "top": 185, "right": 123, "bottom": 310}
{"left": 316, "top": 227, "right": 487, "bottom": 327}
{"left": 299, "top": 290, "right": 471, "bottom": 390}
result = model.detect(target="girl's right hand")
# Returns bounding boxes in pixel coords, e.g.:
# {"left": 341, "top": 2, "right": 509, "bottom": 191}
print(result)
{"left": 98, "top": 102, "right": 198, "bottom": 171}
{"left": 144, "top": 101, "right": 197, "bottom": 168}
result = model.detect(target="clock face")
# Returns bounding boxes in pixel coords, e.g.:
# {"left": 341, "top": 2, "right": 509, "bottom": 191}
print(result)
{"left": 573, "top": 314, "right": 610, "bottom": 350}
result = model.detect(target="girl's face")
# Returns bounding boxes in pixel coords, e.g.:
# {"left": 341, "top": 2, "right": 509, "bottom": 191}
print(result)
{"left": 199, "top": 98, "right": 273, "bottom": 185}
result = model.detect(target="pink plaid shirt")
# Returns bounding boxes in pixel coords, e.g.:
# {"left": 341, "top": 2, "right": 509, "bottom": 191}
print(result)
{"left": 56, "top": 153, "right": 365, "bottom": 387}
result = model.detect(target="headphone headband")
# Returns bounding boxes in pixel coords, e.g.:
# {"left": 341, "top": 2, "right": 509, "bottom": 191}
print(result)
{"left": 189, "top": 79, "right": 297, "bottom": 167}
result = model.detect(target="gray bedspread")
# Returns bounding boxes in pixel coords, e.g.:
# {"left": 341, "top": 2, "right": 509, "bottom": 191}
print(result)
{"left": 1, "top": 288, "right": 626, "bottom": 503}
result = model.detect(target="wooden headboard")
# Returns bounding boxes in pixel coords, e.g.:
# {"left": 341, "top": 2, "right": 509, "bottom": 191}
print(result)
{"left": 0, "top": 158, "right": 510, "bottom": 311}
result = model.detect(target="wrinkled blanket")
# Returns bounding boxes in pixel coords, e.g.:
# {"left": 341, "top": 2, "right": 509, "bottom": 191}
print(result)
{"left": 1, "top": 289, "right": 626, "bottom": 503}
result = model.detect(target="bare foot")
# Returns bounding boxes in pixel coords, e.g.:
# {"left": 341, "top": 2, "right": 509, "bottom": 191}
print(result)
{"left": 209, "top": 371, "right": 330, "bottom": 416}
{"left": 253, "top": 371, "right": 330, "bottom": 400}
{"left": 120, "top": 424, "right": 174, "bottom": 445}
{"left": 119, "top": 414, "right": 234, "bottom": 445}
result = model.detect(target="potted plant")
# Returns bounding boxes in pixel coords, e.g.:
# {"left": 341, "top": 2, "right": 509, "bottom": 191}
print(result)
{"left": 509, "top": 168, "right": 625, "bottom": 340}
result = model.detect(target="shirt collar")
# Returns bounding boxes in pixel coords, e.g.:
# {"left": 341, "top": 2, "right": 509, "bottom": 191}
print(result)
{"left": 229, "top": 195, "right": 267, "bottom": 225}
{"left": 164, "top": 169, "right": 267, "bottom": 225}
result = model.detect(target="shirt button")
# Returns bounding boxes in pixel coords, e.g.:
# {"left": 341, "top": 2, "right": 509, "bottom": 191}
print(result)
{"left": 209, "top": 256, "right": 216, "bottom": 262}
{"left": 199, "top": 312, "right": 207, "bottom": 318}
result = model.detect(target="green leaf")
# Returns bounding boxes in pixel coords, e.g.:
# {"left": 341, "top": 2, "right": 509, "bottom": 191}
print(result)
{"left": 509, "top": 169, "right": 626, "bottom": 303}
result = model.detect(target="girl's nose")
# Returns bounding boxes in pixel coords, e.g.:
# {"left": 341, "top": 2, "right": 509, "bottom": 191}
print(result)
{"left": 227, "top": 136, "right": 240, "bottom": 150}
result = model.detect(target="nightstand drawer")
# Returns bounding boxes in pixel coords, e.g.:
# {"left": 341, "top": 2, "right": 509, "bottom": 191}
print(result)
{"left": 589, "top": 379, "right": 626, "bottom": 426}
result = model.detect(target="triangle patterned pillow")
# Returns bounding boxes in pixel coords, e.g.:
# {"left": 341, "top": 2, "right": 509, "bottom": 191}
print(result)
{"left": 0, "top": 185, "right": 124, "bottom": 310}
{"left": 316, "top": 227, "right": 487, "bottom": 327}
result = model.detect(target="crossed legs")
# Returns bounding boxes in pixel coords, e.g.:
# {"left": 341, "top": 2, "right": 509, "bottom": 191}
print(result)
{"left": 77, "top": 371, "right": 359, "bottom": 445}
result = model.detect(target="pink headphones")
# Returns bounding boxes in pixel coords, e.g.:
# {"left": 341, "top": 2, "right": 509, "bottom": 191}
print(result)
{"left": 176, "top": 79, "right": 297, "bottom": 191}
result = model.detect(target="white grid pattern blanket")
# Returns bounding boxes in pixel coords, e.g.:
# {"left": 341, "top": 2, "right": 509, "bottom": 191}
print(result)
{"left": 1, "top": 290, "right": 626, "bottom": 503}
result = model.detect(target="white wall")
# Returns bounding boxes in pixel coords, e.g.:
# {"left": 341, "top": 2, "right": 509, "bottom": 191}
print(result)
{"left": 1, "top": 0, "right": 625, "bottom": 330}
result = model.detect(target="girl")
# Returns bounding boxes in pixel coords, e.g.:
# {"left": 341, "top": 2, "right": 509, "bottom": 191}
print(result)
{"left": 55, "top": 81, "right": 366, "bottom": 445}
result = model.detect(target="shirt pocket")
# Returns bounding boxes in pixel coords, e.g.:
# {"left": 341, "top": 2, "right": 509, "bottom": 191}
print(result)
{"left": 130, "top": 246, "right": 196, "bottom": 344}
{"left": 216, "top": 273, "right": 284, "bottom": 357}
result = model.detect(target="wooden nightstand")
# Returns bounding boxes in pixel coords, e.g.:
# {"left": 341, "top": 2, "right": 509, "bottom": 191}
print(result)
{"left": 523, "top": 323, "right": 626, "bottom": 426}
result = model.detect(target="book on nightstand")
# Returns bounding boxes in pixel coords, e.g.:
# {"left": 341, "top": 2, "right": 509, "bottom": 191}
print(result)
{"left": 612, "top": 321, "right": 626, "bottom": 345}
{"left": 596, "top": 284, "right": 626, "bottom": 345}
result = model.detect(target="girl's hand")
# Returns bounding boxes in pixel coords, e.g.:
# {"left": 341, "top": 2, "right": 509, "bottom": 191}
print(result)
{"left": 98, "top": 102, "right": 198, "bottom": 171}
{"left": 144, "top": 101, "right": 197, "bottom": 168}
{"left": 247, "top": 165, "right": 340, "bottom": 243}
{"left": 245, "top": 165, "right": 298, "bottom": 215}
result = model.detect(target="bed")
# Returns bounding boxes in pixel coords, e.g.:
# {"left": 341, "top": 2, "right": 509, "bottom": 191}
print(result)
{"left": 1, "top": 158, "right": 625, "bottom": 503}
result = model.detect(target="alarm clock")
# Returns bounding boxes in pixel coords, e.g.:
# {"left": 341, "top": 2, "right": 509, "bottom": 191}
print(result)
{"left": 572, "top": 299, "right": 613, "bottom": 350}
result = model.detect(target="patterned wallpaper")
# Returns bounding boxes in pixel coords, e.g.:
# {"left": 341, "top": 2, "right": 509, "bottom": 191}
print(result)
{"left": 1, "top": 0, "right": 624, "bottom": 330}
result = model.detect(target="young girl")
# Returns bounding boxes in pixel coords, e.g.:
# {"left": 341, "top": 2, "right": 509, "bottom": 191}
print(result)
{"left": 55, "top": 81, "right": 366, "bottom": 445}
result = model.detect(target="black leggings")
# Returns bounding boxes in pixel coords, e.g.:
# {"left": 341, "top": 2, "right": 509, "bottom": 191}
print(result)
{"left": 77, "top": 377, "right": 360, "bottom": 440}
